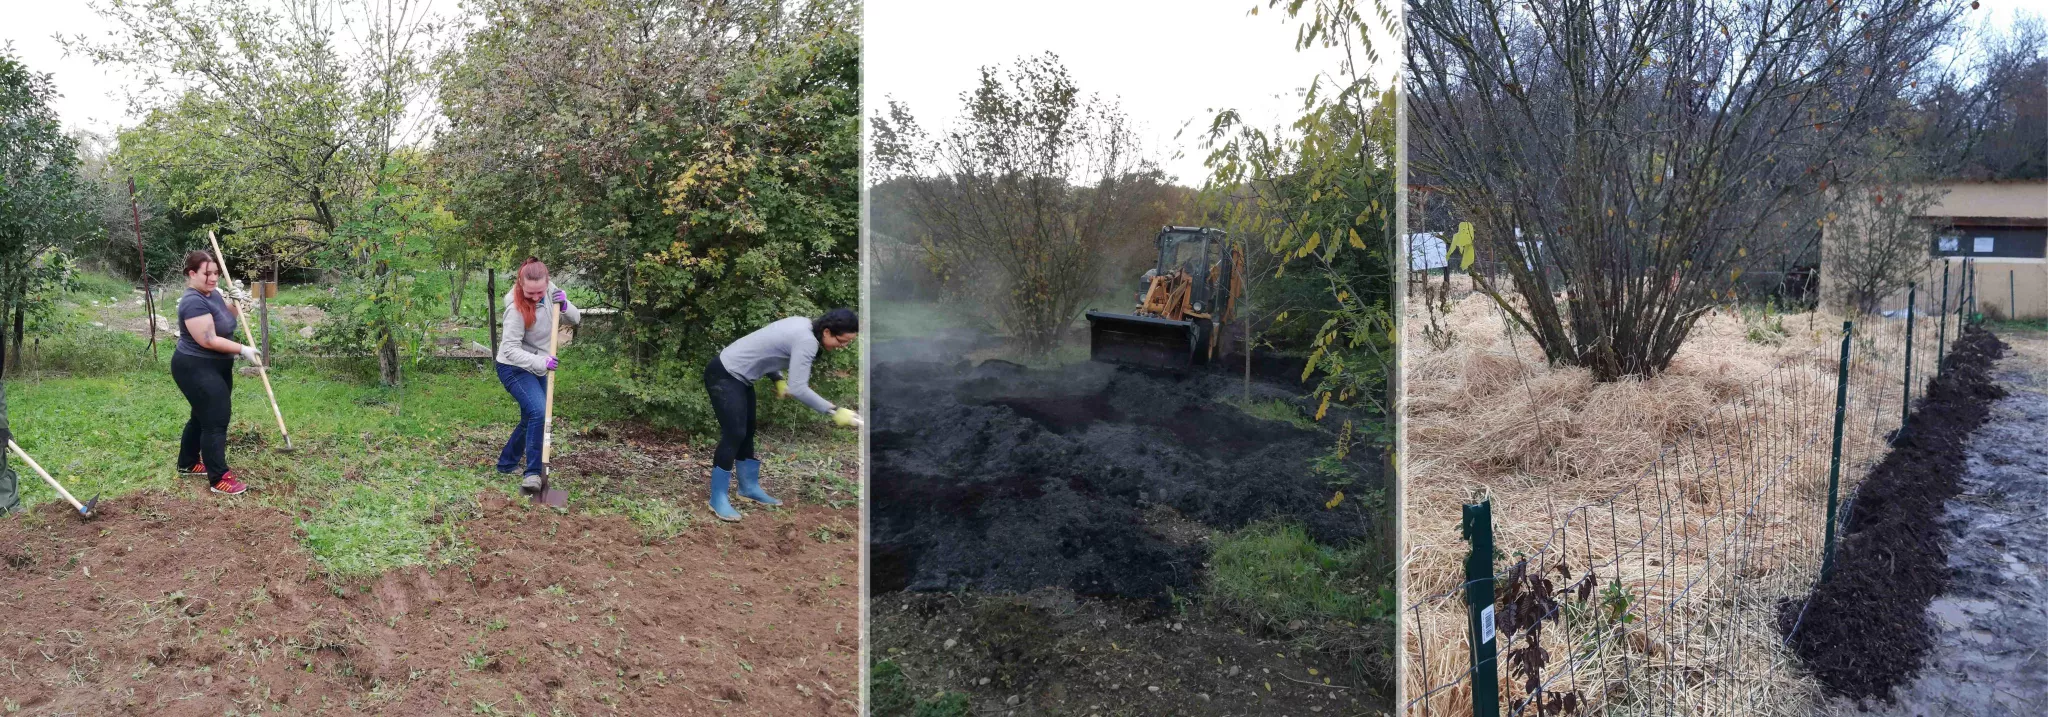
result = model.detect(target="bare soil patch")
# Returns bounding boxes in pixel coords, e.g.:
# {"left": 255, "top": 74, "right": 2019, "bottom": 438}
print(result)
{"left": 0, "top": 490, "right": 859, "bottom": 715}
{"left": 871, "top": 590, "right": 1383, "bottom": 717}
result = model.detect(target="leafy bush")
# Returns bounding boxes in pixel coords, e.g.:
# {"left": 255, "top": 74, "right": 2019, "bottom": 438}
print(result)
{"left": 440, "top": 6, "right": 859, "bottom": 431}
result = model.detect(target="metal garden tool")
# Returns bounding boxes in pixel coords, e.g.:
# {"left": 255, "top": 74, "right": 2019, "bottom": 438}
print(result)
{"left": 208, "top": 232, "right": 295, "bottom": 452}
{"left": 8, "top": 440, "right": 96, "bottom": 519}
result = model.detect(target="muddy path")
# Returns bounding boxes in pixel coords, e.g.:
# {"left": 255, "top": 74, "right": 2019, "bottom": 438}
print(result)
{"left": 0, "top": 491, "right": 860, "bottom": 715}
{"left": 1836, "top": 329, "right": 2048, "bottom": 715}
{"left": 868, "top": 341, "right": 1385, "bottom": 601}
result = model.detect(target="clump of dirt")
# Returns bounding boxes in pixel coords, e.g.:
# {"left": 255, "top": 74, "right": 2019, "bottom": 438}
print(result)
{"left": 868, "top": 349, "right": 1381, "bottom": 601}
{"left": 1780, "top": 326, "right": 2007, "bottom": 701}
{"left": 870, "top": 590, "right": 1383, "bottom": 716}
{"left": 0, "top": 491, "right": 859, "bottom": 715}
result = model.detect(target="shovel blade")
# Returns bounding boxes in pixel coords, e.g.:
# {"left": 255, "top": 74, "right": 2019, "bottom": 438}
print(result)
{"left": 524, "top": 474, "right": 567, "bottom": 509}
{"left": 537, "top": 488, "right": 567, "bottom": 509}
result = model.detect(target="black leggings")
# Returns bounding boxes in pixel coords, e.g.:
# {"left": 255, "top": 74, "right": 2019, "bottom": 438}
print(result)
{"left": 703, "top": 355, "right": 756, "bottom": 471}
{"left": 171, "top": 351, "right": 234, "bottom": 483}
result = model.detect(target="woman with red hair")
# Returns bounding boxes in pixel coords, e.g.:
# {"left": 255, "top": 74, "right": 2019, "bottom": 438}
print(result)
{"left": 493, "top": 258, "right": 580, "bottom": 491}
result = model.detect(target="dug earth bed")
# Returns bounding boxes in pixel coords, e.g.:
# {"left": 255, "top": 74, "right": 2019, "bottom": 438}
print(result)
{"left": 0, "top": 491, "right": 860, "bottom": 715}
{"left": 1780, "top": 326, "right": 2006, "bottom": 703}
{"left": 868, "top": 341, "right": 1394, "bottom": 714}
{"left": 870, "top": 590, "right": 1389, "bottom": 717}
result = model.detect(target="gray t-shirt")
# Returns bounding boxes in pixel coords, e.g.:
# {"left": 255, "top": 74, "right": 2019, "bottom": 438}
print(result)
{"left": 175, "top": 288, "right": 238, "bottom": 359}
{"left": 719, "top": 316, "right": 834, "bottom": 415}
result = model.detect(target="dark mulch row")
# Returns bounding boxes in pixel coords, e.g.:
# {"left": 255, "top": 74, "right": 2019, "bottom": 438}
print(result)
{"left": 1779, "top": 326, "right": 2008, "bottom": 701}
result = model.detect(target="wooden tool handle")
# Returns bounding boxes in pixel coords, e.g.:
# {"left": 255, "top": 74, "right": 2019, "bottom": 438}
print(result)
{"left": 541, "top": 298, "right": 561, "bottom": 468}
{"left": 208, "top": 233, "right": 293, "bottom": 447}
{"left": 9, "top": 440, "right": 83, "bottom": 513}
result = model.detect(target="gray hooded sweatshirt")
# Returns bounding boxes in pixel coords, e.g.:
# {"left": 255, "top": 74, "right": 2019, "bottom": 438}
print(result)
{"left": 497, "top": 282, "right": 581, "bottom": 375}
{"left": 719, "top": 316, "right": 836, "bottom": 415}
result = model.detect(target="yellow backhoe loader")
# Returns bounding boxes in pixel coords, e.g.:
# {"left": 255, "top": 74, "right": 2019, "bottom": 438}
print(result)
{"left": 1084, "top": 226, "right": 1245, "bottom": 370}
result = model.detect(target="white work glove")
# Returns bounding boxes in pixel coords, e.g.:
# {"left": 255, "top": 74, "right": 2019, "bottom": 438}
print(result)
{"left": 227, "top": 280, "right": 253, "bottom": 304}
{"left": 831, "top": 407, "right": 863, "bottom": 428}
{"left": 238, "top": 345, "right": 264, "bottom": 367}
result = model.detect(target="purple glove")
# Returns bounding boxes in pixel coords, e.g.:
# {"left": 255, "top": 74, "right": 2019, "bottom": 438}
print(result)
{"left": 546, "top": 356, "right": 559, "bottom": 371}
{"left": 552, "top": 289, "right": 567, "bottom": 307}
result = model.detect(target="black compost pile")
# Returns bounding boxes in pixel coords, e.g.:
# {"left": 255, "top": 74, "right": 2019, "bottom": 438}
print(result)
{"left": 868, "top": 341, "right": 1382, "bottom": 602}
{"left": 1779, "top": 326, "right": 2008, "bottom": 701}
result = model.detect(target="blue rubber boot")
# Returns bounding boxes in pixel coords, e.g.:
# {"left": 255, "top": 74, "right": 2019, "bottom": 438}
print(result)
{"left": 708, "top": 466, "right": 742, "bottom": 522}
{"left": 735, "top": 459, "right": 782, "bottom": 506}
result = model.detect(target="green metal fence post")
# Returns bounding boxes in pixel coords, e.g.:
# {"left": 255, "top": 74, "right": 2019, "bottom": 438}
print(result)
{"left": 1957, "top": 258, "right": 1974, "bottom": 325}
{"left": 1462, "top": 501, "right": 1500, "bottom": 717}
{"left": 1939, "top": 262, "right": 1952, "bottom": 374}
{"left": 1901, "top": 283, "right": 1916, "bottom": 439}
{"left": 1822, "top": 321, "right": 1853, "bottom": 581}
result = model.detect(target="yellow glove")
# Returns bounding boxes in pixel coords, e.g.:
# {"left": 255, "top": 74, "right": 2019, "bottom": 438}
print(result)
{"left": 832, "top": 407, "right": 863, "bottom": 428}
{"left": 776, "top": 379, "right": 790, "bottom": 399}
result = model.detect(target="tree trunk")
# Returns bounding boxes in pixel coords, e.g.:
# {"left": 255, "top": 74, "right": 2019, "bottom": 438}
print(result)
{"left": 258, "top": 258, "right": 272, "bottom": 364}
{"left": 451, "top": 263, "right": 467, "bottom": 319}
{"left": 486, "top": 267, "right": 498, "bottom": 351}
{"left": 9, "top": 294, "right": 22, "bottom": 374}
{"left": 375, "top": 259, "right": 400, "bottom": 387}
{"left": 0, "top": 298, "right": 10, "bottom": 378}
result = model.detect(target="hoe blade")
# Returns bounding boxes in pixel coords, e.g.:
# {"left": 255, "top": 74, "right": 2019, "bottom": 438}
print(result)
{"left": 1086, "top": 311, "right": 1194, "bottom": 370}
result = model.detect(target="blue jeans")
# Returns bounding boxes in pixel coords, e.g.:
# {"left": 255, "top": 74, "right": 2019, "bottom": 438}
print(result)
{"left": 495, "top": 362, "right": 547, "bottom": 475}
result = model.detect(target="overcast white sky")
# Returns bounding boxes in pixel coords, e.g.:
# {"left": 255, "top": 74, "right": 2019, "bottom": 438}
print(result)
{"left": 864, "top": 0, "right": 1396, "bottom": 186}
{"left": 2, "top": 1, "right": 135, "bottom": 138}
{"left": 2, "top": 0, "right": 2040, "bottom": 167}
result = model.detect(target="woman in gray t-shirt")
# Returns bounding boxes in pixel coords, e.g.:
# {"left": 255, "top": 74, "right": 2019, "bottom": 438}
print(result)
{"left": 700, "top": 308, "right": 861, "bottom": 522}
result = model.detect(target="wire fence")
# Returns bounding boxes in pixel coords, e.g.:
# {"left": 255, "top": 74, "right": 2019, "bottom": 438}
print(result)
{"left": 1404, "top": 258, "right": 1984, "bottom": 716}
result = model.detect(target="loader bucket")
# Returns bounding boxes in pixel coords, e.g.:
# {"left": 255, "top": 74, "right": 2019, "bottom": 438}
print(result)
{"left": 1086, "top": 311, "right": 1195, "bottom": 370}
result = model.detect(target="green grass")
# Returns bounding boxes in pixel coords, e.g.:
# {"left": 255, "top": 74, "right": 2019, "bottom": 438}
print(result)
{"left": 268, "top": 283, "right": 336, "bottom": 308}
{"left": 1983, "top": 318, "right": 2048, "bottom": 334}
{"left": 1205, "top": 520, "right": 1390, "bottom": 628}
{"left": 868, "top": 659, "right": 971, "bottom": 717}
{"left": 65, "top": 270, "right": 139, "bottom": 300}
{"left": 4, "top": 273, "right": 858, "bottom": 579}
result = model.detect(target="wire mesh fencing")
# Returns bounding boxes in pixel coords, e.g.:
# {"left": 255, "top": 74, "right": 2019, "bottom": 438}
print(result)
{"left": 1404, "top": 258, "right": 1981, "bottom": 716}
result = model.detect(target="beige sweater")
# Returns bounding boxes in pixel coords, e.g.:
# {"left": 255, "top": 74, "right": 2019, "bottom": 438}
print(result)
{"left": 496, "top": 282, "right": 581, "bottom": 375}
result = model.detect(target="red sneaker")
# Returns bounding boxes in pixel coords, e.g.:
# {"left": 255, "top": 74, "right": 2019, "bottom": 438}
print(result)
{"left": 179, "top": 462, "right": 207, "bottom": 477}
{"left": 211, "top": 471, "right": 248, "bottom": 495}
